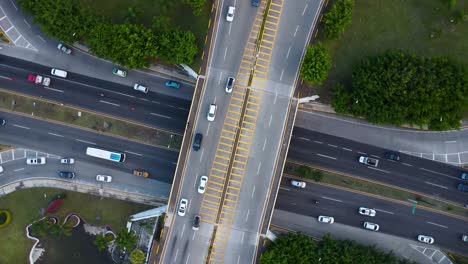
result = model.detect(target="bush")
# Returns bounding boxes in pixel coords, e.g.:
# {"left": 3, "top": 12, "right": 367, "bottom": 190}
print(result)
{"left": 130, "top": 249, "right": 146, "bottom": 264}
{"left": 322, "top": 0, "right": 355, "bottom": 40}
{"left": 300, "top": 43, "right": 332, "bottom": 85}
{"left": 331, "top": 83, "right": 352, "bottom": 114}
{"left": 183, "top": 0, "right": 207, "bottom": 16}
{"left": 0, "top": 210, "right": 12, "bottom": 228}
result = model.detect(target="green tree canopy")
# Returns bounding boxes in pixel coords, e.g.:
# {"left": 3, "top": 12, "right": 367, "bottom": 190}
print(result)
{"left": 349, "top": 51, "right": 467, "bottom": 130}
{"left": 183, "top": 0, "right": 207, "bottom": 16}
{"left": 300, "top": 43, "right": 332, "bottom": 85}
{"left": 157, "top": 28, "right": 198, "bottom": 65}
{"left": 322, "top": 0, "right": 355, "bottom": 40}
{"left": 88, "top": 23, "right": 158, "bottom": 68}
{"left": 260, "top": 233, "right": 416, "bottom": 264}
{"left": 18, "top": 0, "right": 99, "bottom": 42}
{"left": 115, "top": 228, "right": 137, "bottom": 252}
{"left": 94, "top": 233, "right": 109, "bottom": 251}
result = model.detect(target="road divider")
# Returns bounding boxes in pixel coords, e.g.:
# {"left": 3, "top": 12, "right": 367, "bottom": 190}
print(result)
{"left": 0, "top": 89, "right": 182, "bottom": 150}
{"left": 285, "top": 161, "right": 468, "bottom": 219}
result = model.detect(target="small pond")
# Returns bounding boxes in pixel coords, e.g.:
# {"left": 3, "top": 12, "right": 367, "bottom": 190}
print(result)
{"left": 36, "top": 224, "right": 113, "bottom": 264}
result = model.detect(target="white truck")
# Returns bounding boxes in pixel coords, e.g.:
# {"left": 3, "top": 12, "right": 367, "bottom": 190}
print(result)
{"left": 359, "top": 156, "right": 379, "bottom": 167}
{"left": 28, "top": 74, "right": 50, "bottom": 86}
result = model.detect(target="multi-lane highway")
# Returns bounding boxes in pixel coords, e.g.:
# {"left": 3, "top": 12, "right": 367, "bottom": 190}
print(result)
{"left": 289, "top": 127, "right": 468, "bottom": 204}
{"left": 0, "top": 111, "right": 178, "bottom": 186}
{"left": 0, "top": 55, "right": 190, "bottom": 132}
{"left": 275, "top": 177, "right": 468, "bottom": 255}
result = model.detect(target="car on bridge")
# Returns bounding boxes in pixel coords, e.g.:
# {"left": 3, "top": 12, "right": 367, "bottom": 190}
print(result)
{"left": 198, "top": 176, "right": 208, "bottom": 194}
{"left": 207, "top": 104, "right": 217, "bottom": 122}
{"left": 193, "top": 133, "right": 203, "bottom": 151}
{"left": 192, "top": 215, "right": 201, "bottom": 230}
{"left": 226, "top": 6, "right": 235, "bottom": 22}
{"left": 178, "top": 198, "right": 188, "bottom": 216}
{"left": 225, "top": 77, "right": 235, "bottom": 93}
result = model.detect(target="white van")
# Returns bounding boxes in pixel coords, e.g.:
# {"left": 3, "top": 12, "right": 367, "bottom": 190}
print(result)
{"left": 51, "top": 68, "right": 68, "bottom": 78}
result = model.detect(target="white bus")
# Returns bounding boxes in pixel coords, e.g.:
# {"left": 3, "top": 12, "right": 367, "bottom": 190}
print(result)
{"left": 86, "top": 147, "right": 126, "bottom": 162}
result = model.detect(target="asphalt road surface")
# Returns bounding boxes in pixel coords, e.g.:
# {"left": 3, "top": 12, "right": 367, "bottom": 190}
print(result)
{"left": 0, "top": 55, "right": 190, "bottom": 132}
{"left": 289, "top": 127, "right": 468, "bottom": 205}
{"left": 275, "top": 176, "right": 468, "bottom": 255}
{"left": 0, "top": 111, "right": 178, "bottom": 184}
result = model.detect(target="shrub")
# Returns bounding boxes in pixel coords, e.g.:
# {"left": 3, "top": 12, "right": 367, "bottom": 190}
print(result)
{"left": 331, "top": 83, "right": 352, "bottom": 114}
{"left": 0, "top": 210, "right": 12, "bottom": 228}
{"left": 322, "top": 0, "right": 355, "bottom": 40}
{"left": 300, "top": 43, "right": 332, "bottom": 85}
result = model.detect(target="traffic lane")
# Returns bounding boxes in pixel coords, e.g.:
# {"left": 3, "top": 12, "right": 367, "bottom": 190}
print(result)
{"left": 276, "top": 179, "right": 468, "bottom": 255}
{"left": 288, "top": 134, "right": 467, "bottom": 203}
{"left": 0, "top": 111, "right": 178, "bottom": 183}
{"left": 0, "top": 63, "right": 190, "bottom": 132}
{"left": 292, "top": 127, "right": 465, "bottom": 177}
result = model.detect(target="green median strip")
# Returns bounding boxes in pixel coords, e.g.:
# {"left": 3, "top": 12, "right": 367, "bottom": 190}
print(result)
{"left": 0, "top": 89, "right": 183, "bottom": 150}
{"left": 284, "top": 161, "right": 468, "bottom": 218}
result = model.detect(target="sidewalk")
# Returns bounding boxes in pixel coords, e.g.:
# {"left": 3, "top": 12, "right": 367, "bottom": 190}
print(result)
{"left": 272, "top": 210, "right": 453, "bottom": 264}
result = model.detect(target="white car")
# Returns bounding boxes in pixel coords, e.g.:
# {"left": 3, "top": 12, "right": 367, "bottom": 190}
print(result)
{"left": 317, "top": 215, "right": 334, "bottom": 224}
{"left": 358, "top": 207, "right": 376, "bottom": 217}
{"left": 26, "top": 157, "right": 46, "bottom": 165}
{"left": 0, "top": 166, "right": 3, "bottom": 173}
{"left": 96, "top": 175, "right": 112, "bottom": 183}
{"left": 226, "top": 6, "right": 235, "bottom": 22}
{"left": 60, "top": 158, "right": 75, "bottom": 164}
{"left": 198, "top": 175, "right": 208, "bottom": 194}
{"left": 134, "top": 83, "right": 149, "bottom": 93}
{"left": 290, "top": 180, "right": 306, "bottom": 188}
{"left": 207, "top": 104, "right": 217, "bottom": 122}
{"left": 418, "top": 235, "right": 434, "bottom": 244}
{"left": 57, "top": 43, "right": 71, "bottom": 55}
{"left": 178, "top": 198, "right": 188, "bottom": 216}
{"left": 363, "top": 222, "right": 379, "bottom": 231}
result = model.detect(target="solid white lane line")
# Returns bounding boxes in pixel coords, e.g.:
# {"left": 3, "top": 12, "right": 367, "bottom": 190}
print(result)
{"left": 368, "top": 167, "right": 391, "bottom": 174}
{"left": 313, "top": 140, "right": 323, "bottom": 144}
{"left": 402, "top": 163, "right": 413, "bottom": 167}
{"left": 321, "top": 196, "right": 342, "bottom": 203}
{"left": 251, "top": 186, "right": 256, "bottom": 198}
{"left": 75, "top": 139, "right": 96, "bottom": 145}
{"left": 342, "top": 148, "right": 352, "bottom": 151}
{"left": 426, "top": 221, "right": 448, "bottom": 229}
{"left": 185, "top": 253, "right": 191, "bottom": 264}
{"left": 14, "top": 168, "right": 25, "bottom": 172}
{"left": 257, "top": 162, "right": 262, "bottom": 175}
{"left": 374, "top": 208, "right": 394, "bottom": 215}
{"left": 44, "top": 87, "right": 64, "bottom": 93}
{"left": 181, "top": 223, "right": 186, "bottom": 238}
{"left": 328, "top": 144, "right": 338, "bottom": 148}
{"left": 48, "top": 132, "right": 64, "bottom": 137}
{"left": 13, "top": 125, "right": 30, "bottom": 130}
{"left": 298, "top": 137, "right": 310, "bottom": 141}
{"left": 419, "top": 168, "right": 451, "bottom": 177}
{"left": 99, "top": 100, "right": 120, "bottom": 107}
{"left": 425, "top": 181, "right": 448, "bottom": 189}
{"left": 316, "top": 153, "right": 337, "bottom": 160}
{"left": 279, "top": 187, "right": 290, "bottom": 191}
{"left": 124, "top": 151, "right": 143, "bottom": 156}
{"left": 150, "top": 113, "right": 172, "bottom": 119}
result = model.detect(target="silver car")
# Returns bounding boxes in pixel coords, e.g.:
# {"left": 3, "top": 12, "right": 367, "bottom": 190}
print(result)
{"left": 358, "top": 207, "right": 376, "bottom": 217}
{"left": 178, "top": 198, "right": 188, "bottom": 216}
{"left": 363, "top": 222, "right": 379, "bottom": 231}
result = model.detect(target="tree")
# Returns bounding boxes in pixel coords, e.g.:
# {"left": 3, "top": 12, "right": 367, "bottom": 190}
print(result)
{"left": 350, "top": 51, "right": 467, "bottom": 130}
{"left": 260, "top": 233, "right": 316, "bottom": 264}
{"left": 130, "top": 249, "right": 146, "bottom": 264}
{"left": 88, "top": 23, "right": 158, "bottom": 68}
{"left": 94, "top": 233, "right": 109, "bottom": 251}
{"left": 300, "top": 43, "right": 332, "bottom": 85}
{"left": 157, "top": 28, "right": 198, "bottom": 64}
{"left": 322, "top": 0, "right": 355, "bottom": 40}
{"left": 331, "top": 83, "right": 352, "bottom": 114}
{"left": 115, "top": 228, "right": 137, "bottom": 252}
{"left": 183, "top": 0, "right": 207, "bottom": 16}
{"left": 17, "top": 0, "right": 100, "bottom": 42}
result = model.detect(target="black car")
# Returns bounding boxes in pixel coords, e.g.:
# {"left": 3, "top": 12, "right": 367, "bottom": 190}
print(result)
{"left": 384, "top": 152, "right": 400, "bottom": 161}
{"left": 59, "top": 171, "right": 75, "bottom": 179}
{"left": 251, "top": 0, "right": 260, "bottom": 7}
{"left": 193, "top": 133, "right": 203, "bottom": 151}
{"left": 192, "top": 215, "right": 200, "bottom": 230}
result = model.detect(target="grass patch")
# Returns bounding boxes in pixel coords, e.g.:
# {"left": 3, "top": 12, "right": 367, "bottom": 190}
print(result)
{"left": 285, "top": 161, "right": 468, "bottom": 218}
{"left": 79, "top": 0, "right": 212, "bottom": 70}
{"left": 0, "top": 144, "right": 12, "bottom": 151}
{"left": 448, "top": 252, "right": 468, "bottom": 264}
{"left": 0, "top": 187, "right": 152, "bottom": 264}
{"left": 0, "top": 89, "right": 182, "bottom": 149}
{"left": 314, "top": 0, "right": 468, "bottom": 102}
